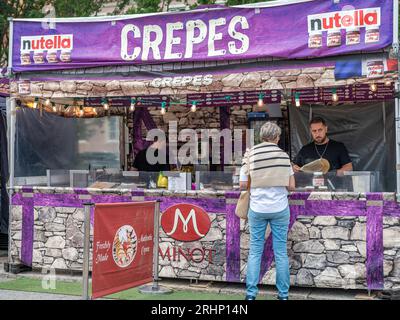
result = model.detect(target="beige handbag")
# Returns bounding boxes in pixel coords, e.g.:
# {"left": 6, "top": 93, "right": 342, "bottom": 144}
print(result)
{"left": 235, "top": 176, "right": 250, "bottom": 219}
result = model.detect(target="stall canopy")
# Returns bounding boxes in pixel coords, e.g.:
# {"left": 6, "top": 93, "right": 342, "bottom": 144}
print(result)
{"left": 9, "top": 0, "right": 394, "bottom": 73}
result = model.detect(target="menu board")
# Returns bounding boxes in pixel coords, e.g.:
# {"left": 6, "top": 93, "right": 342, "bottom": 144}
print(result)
{"left": 353, "top": 83, "right": 395, "bottom": 101}
{"left": 187, "top": 90, "right": 282, "bottom": 107}
{"left": 84, "top": 96, "right": 170, "bottom": 107}
{"left": 292, "top": 83, "right": 394, "bottom": 105}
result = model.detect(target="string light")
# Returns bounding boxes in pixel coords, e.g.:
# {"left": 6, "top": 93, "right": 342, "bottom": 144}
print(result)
{"left": 191, "top": 101, "right": 197, "bottom": 112}
{"left": 160, "top": 101, "right": 167, "bottom": 115}
{"left": 101, "top": 98, "right": 109, "bottom": 110}
{"left": 257, "top": 93, "right": 264, "bottom": 107}
{"left": 294, "top": 92, "right": 301, "bottom": 107}
{"left": 332, "top": 88, "right": 338, "bottom": 102}
{"left": 130, "top": 98, "right": 136, "bottom": 112}
{"left": 370, "top": 82, "right": 377, "bottom": 92}
{"left": 33, "top": 97, "right": 39, "bottom": 109}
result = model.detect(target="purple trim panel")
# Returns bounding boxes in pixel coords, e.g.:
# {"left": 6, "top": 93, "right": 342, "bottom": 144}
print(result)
{"left": 11, "top": 190, "right": 400, "bottom": 290}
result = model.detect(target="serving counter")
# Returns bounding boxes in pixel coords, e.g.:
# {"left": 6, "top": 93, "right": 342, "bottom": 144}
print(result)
{"left": 8, "top": 186, "right": 400, "bottom": 291}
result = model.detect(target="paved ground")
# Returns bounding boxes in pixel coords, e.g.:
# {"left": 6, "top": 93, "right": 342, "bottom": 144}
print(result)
{"left": 0, "top": 252, "right": 377, "bottom": 300}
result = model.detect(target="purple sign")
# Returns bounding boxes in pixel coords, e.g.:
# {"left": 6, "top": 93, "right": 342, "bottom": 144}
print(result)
{"left": 11, "top": 0, "right": 393, "bottom": 72}
{"left": 187, "top": 89, "right": 281, "bottom": 107}
{"left": 292, "top": 83, "right": 394, "bottom": 104}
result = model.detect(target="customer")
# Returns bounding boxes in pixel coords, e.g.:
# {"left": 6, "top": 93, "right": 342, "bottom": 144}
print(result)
{"left": 240, "top": 121, "right": 295, "bottom": 300}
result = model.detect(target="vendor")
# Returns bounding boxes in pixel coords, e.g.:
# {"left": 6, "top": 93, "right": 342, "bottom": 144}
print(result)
{"left": 292, "top": 117, "right": 353, "bottom": 174}
{"left": 132, "top": 136, "right": 170, "bottom": 172}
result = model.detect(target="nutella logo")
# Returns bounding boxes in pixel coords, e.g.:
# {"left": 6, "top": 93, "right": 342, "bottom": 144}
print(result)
{"left": 161, "top": 204, "right": 211, "bottom": 242}
{"left": 21, "top": 34, "right": 73, "bottom": 52}
{"left": 308, "top": 8, "right": 380, "bottom": 32}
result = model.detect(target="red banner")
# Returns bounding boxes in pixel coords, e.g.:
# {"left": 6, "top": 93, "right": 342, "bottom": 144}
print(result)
{"left": 92, "top": 202, "right": 155, "bottom": 299}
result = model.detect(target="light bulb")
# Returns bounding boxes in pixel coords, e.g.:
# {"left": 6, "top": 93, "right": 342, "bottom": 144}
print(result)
{"left": 52, "top": 104, "right": 57, "bottom": 112}
{"left": 385, "top": 80, "right": 392, "bottom": 86}
{"left": 33, "top": 98, "right": 39, "bottom": 109}
{"left": 101, "top": 98, "right": 109, "bottom": 110}
{"left": 45, "top": 98, "right": 51, "bottom": 106}
{"left": 257, "top": 94, "right": 264, "bottom": 107}
{"left": 191, "top": 101, "right": 197, "bottom": 112}
{"left": 294, "top": 93, "right": 301, "bottom": 107}
{"left": 79, "top": 106, "right": 84, "bottom": 117}
{"left": 332, "top": 89, "right": 338, "bottom": 102}
{"left": 130, "top": 99, "right": 136, "bottom": 112}
{"left": 370, "top": 83, "right": 377, "bottom": 92}
{"left": 161, "top": 107, "right": 166, "bottom": 115}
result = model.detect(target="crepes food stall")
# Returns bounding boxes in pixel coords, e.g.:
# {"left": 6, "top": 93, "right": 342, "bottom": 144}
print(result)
{"left": 5, "top": 0, "right": 400, "bottom": 291}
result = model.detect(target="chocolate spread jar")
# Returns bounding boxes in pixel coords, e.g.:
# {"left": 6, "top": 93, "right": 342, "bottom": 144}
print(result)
{"left": 308, "top": 31, "right": 322, "bottom": 48}
{"left": 46, "top": 50, "right": 58, "bottom": 63}
{"left": 346, "top": 28, "right": 360, "bottom": 45}
{"left": 33, "top": 51, "right": 44, "bottom": 64}
{"left": 20, "top": 52, "right": 31, "bottom": 65}
{"left": 327, "top": 30, "right": 341, "bottom": 47}
{"left": 365, "top": 26, "right": 380, "bottom": 43}
{"left": 60, "top": 50, "right": 71, "bottom": 62}
{"left": 367, "top": 60, "right": 384, "bottom": 78}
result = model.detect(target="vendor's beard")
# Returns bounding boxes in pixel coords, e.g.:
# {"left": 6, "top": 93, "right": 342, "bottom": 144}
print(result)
{"left": 314, "top": 136, "right": 328, "bottom": 144}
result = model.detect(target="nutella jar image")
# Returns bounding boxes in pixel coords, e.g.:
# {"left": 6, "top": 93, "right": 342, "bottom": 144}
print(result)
{"left": 327, "top": 29, "right": 341, "bottom": 47}
{"left": 20, "top": 52, "right": 31, "bottom": 65}
{"left": 365, "top": 26, "right": 380, "bottom": 43}
{"left": 60, "top": 50, "right": 72, "bottom": 62}
{"left": 46, "top": 50, "right": 58, "bottom": 63}
{"left": 366, "top": 60, "right": 384, "bottom": 78}
{"left": 33, "top": 51, "right": 45, "bottom": 64}
{"left": 308, "top": 31, "right": 322, "bottom": 48}
{"left": 346, "top": 28, "right": 360, "bottom": 45}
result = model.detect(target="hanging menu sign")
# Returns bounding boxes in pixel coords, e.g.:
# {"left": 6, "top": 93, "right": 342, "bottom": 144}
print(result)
{"left": 320, "top": 85, "right": 355, "bottom": 102}
{"left": 84, "top": 96, "right": 170, "bottom": 107}
{"left": 187, "top": 90, "right": 282, "bottom": 107}
{"left": 353, "top": 83, "right": 395, "bottom": 101}
{"left": 292, "top": 83, "right": 394, "bottom": 105}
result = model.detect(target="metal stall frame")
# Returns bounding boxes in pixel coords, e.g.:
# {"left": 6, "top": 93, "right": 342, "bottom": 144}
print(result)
{"left": 393, "top": 0, "right": 400, "bottom": 193}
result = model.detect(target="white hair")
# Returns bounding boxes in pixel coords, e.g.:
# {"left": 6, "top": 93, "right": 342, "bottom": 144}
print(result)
{"left": 259, "top": 121, "right": 281, "bottom": 142}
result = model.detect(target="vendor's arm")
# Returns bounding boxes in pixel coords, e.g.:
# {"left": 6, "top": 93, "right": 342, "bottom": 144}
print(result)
{"left": 292, "top": 148, "right": 305, "bottom": 173}
{"left": 337, "top": 162, "right": 353, "bottom": 175}
{"left": 336, "top": 143, "right": 353, "bottom": 175}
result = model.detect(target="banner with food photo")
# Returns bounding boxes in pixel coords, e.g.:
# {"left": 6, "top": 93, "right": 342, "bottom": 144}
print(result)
{"left": 92, "top": 201, "right": 155, "bottom": 299}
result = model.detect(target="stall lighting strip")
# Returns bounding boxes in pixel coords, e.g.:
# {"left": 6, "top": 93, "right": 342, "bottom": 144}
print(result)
{"left": 22, "top": 82, "right": 395, "bottom": 117}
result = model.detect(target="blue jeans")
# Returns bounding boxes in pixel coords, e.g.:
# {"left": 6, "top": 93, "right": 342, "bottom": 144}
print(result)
{"left": 246, "top": 206, "right": 290, "bottom": 299}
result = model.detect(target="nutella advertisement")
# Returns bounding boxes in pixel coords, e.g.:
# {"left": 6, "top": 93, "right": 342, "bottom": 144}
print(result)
{"left": 11, "top": 0, "right": 393, "bottom": 72}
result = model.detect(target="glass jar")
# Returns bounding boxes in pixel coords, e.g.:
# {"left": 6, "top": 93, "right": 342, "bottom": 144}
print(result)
{"left": 308, "top": 31, "right": 322, "bottom": 48}
{"left": 312, "top": 172, "right": 325, "bottom": 188}
{"left": 60, "top": 50, "right": 72, "bottom": 62}
{"left": 346, "top": 28, "right": 360, "bottom": 45}
{"left": 327, "top": 30, "right": 341, "bottom": 47}
{"left": 33, "top": 51, "right": 44, "bottom": 64}
{"left": 20, "top": 52, "right": 31, "bottom": 65}
{"left": 366, "top": 60, "right": 384, "bottom": 78}
{"left": 46, "top": 50, "right": 58, "bottom": 63}
{"left": 365, "top": 26, "right": 380, "bottom": 43}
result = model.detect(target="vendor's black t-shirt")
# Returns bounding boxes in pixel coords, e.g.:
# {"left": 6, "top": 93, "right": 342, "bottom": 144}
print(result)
{"left": 293, "top": 139, "right": 351, "bottom": 171}
{"left": 133, "top": 147, "right": 170, "bottom": 172}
